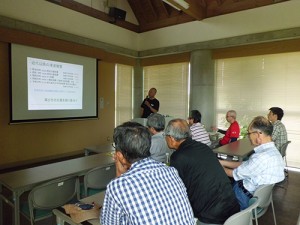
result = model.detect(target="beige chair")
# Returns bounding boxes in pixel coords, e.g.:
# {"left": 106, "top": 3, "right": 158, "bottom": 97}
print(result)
{"left": 224, "top": 197, "right": 259, "bottom": 225}
{"left": 297, "top": 212, "right": 300, "bottom": 225}
{"left": 21, "top": 175, "right": 79, "bottom": 225}
{"left": 279, "top": 141, "right": 291, "bottom": 176}
{"left": 83, "top": 165, "right": 116, "bottom": 197}
{"left": 251, "top": 184, "right": 276, "bottom": 225}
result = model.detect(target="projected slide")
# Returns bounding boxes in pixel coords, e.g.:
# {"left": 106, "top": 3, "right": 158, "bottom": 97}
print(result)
{"left": 27, "top": 57, "right": 83, "bottom": 110}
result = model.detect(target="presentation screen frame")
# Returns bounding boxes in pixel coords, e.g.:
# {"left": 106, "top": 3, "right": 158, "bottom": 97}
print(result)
{"left": 10, "top": 44, "right": 98, "bottom": 123}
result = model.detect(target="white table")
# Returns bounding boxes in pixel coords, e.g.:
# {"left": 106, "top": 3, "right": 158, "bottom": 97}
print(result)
{"left": 53, "top": 192, "right": 105, "bottom": 225}
{"left": 0, "top": 153, "right": 114, "bottom": 225}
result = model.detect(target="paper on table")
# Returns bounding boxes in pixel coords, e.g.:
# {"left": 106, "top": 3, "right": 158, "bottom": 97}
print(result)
{"left": 63, "top": 203, "right": 101, "bottom": 223}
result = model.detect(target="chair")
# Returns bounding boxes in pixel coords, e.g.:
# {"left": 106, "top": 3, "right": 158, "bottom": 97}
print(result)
{"left": 279, "top": 141, "right": 291, "bottom": 176}
{"left": 297, "top": 212, "right": 300, "bottom": 225}
{"left": 250, "top": 184, "right": 277, "bottom": 225}
{"left": 21, "top": 175, "right": 79, "bottom": 225}
{"left": 224, "top": 197, "right": 259, "bottom": 225}
{"left": 83, "top": 164, "right": 116, "bottom": 197}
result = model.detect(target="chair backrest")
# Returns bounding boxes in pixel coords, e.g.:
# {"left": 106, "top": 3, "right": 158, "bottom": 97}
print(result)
{"left": 224, "top": 197, "right": 259, "bottom": 225}
{"left": 280, "top": 141, "right": 291, "bottom": 157}
{"left": 28, "top": 175, "right": 79, "bottom": 224}
{"left": 252, "top": 184, "right": 274, "bottom": 216}
{"left": 84, "top": 165, "right": 116, "bottom": 196}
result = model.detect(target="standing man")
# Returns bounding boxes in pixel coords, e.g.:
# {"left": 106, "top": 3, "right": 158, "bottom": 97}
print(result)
{"left": 140, "top": 88, "right": 159, "bottom": 118}
{"left": 147, "top": 113, "right": 172, "bottom": 163}
{"left": 268, "top": 107, "right": 288, "bottom": 150}
{"left": 165, "top": 119, "right": 240, "bottom": 225}
{"left": 212, "top": 110, "right": 240, "bottom": 147}
{"left": 219, "top": 116, "right": 285, "bottom": 210}
{"left": 100, "top": 122, "right": 195, "bottom": 225}
{"left": 188, "top": 110, "right": 211, "bottom": 146}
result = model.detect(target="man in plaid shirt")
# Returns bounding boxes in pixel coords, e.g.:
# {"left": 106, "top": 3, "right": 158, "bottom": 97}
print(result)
{"left": 268, "top": 107, "right": 288, "bottom": 150}
{"left": 100, "top": 122, "right": 195, "bottom": 225}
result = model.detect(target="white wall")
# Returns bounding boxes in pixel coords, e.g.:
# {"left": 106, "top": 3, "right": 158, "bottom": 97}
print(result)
{"left": 138, "top": 0, "right": 300, "bottom": 50}
{"left": 1, "top": 0, "right": 300, "bottom": 52}
{"left": 0, "top": 0, "right": 139, "bottom": 50}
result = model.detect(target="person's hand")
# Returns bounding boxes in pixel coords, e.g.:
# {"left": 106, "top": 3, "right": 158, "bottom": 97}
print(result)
{"left": 145, "top": 100, "right": 151, "bottom": 108}
{"left": 219, "top": 159, "right": 225, "bottom": 167}
{"left": 211, "top": 126, "right": 218, "bottom": 132}
{"left": 115, "top": 154, "right": 129, "bottom": 177}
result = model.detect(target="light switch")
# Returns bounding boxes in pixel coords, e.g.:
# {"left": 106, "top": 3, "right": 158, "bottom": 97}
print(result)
{"left": 100, "top": 97, "right": 104, "bottom": 109}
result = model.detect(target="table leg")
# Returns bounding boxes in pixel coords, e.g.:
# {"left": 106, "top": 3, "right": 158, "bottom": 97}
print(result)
{"left": 13, "top": 192, "right": 20, "bottom": 225}
{"left": 0, "top": 184, "right": 3, "bottom": 225}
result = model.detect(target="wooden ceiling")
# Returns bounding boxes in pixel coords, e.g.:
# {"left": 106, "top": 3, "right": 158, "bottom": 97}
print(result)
{"left": 47, "top": 0, "right": 289, "bottom": 33}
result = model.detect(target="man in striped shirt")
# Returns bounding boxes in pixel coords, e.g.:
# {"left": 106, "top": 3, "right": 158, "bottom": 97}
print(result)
{"left": 188, "top": 110, "right": 211, "bottom": 146}
{"left": 100, "top": 122, "right": 195, "bottom": 225}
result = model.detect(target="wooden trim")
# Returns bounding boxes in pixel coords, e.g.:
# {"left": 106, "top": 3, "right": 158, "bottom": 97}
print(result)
{"left": 0, "top": 27, "right": 136, "bottom": 66}
{"left": 212, "top": 38, "right": 300, "bottom": 59}
{"left": 46, "top": 0, "right": 139, "bottom": 33}
{"left": 140, "top": 52, "right": 190, "bottom": 66}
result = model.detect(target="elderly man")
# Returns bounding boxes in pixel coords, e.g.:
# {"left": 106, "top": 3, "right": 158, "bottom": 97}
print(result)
{"left": 268, "top": 107, "right": 288, "bottom": 150}
{"left": 165, "top": 119, "right": 239, "bottom": 225}
{"left": 140, "top": 87, "right": 159, "bottom": 118}
{"left": 100, "top": 122, "right": 195, "bottom": 225}
{"left": 215, "top": 110, "right": 240, "bottom": 146}
{"left": 219, "top": 116, "right": 285, "bottom": 210}
{"left": 147, "top": 113, "right": 172, "bottom": 163}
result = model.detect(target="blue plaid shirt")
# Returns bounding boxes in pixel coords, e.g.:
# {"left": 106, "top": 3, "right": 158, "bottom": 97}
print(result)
{"left": 233, "top": 142, "right": 285, "bottom": 193}
{"left": 100, "top": 158, "right": 194, "bottom": 225}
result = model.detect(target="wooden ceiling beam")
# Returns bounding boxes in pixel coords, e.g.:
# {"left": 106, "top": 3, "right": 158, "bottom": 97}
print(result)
{"left": 206, "top": 0, "right": 290, "bottom": 17}
{"left": 164, "top": 0, "right": 206, "bottom": 20}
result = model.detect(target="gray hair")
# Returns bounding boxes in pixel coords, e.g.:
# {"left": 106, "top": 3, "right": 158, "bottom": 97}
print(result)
{"left": 113, "top": 122, "right": 151, "bottom": 164}
{"left": 147, "top": 113, "right": 165, "bottom": 132}
{"left": 164, "top": 119, "right": 191, "bottom": 141}
{"left": 227, "top": 110, "right": 237, "bottom": 119}
{"left": 249, "top": 116, "right": 273, "bottom": 136}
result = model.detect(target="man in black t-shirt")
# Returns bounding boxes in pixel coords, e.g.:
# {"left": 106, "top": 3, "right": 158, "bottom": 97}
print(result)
{"left": 164, "top": 119, "right": 240, "bottom": 225}
{"left": 140, "top": 88, "right": 159, "bottom": 118}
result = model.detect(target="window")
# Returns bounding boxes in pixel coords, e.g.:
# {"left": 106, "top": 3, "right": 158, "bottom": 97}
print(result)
{"left": 143, "top": 62, "right": 189, "bottom": 119}
{"left": 115, "top": 64, "right": 133, "bottom": 126}
{"left": 215, "top": 52, "right": 300, "bottom": 168}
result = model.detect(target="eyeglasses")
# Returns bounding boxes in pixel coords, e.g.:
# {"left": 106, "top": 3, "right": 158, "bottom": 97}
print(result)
{"left": 246, "top": 131, "right": 262, "bottom": 137}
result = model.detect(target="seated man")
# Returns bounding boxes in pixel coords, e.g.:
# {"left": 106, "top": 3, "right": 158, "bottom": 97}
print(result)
{"left": 100, "top": 122, "right": 195, "bottom": 225}
{"left": 219, "top": 116, "right": 285, "bottom": 210}
{"left": 187, "top": 110, "right": 211, "bottom": 146}
{"left": 212, "top": 110, "right": 240, "bottom": 148}
{"left": 268, "top": 107, "right": 288, "bottom": 150}
{"left": 147, "top": 113, "right": 172, "bottom": 163}
{"left": 165, "top": 119, "right": 240, "bottom": 225}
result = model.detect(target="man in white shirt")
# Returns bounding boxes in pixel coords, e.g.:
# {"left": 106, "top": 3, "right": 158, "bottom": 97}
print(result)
{"left": 219, "top": 116, "right": 285, "bottom": 210}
